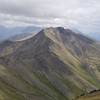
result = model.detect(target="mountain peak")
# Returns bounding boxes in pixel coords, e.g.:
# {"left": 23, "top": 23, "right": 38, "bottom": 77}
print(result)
{"left": 39, "top": 27, "right": 94, "bottom": 43}
{"left": 40, "top": 27, "right": 65, "bottom": 32}
{"left": 0, "top": 26, "right": 100, "bottom": 100}
{"left": 40, "top": 27, "right": 76, "bottom": 35}
{"left": 39, "top": 27, "right": 68, "bottom": 38}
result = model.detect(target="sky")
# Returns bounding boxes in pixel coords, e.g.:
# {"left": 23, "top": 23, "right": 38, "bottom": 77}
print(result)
{"left": 0, "top": 0, "right": 100, "bottom": 35}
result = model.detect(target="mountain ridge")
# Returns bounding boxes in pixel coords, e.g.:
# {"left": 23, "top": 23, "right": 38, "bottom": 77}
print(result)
{"left": 0, "top": 27, "right": 100, "bottom": 100}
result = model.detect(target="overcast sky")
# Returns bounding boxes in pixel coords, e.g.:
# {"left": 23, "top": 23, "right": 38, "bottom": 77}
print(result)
{"left": 0, "top": 0, "right": 100, "bottom": 34}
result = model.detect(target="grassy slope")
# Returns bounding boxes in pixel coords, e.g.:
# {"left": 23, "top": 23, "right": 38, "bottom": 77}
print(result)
{"left": 0, "top": 64, "right": 69, "bottom": 100}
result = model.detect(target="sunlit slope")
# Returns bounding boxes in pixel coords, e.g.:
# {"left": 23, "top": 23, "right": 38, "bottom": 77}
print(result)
{"left": 77, "top": 91, "right": 100, "bottom": 100}
{"left": 0, "top": 27, "right": 100, "bottom": 100}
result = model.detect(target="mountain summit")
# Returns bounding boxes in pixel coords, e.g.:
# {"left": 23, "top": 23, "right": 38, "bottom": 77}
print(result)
{"left": 0, "top": 27, "right": 100, "bottom": 100}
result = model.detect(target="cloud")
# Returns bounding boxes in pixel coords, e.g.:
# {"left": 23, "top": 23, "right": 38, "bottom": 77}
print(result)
{"left": 0, "top": 0, "right": 100, "bottom": 34}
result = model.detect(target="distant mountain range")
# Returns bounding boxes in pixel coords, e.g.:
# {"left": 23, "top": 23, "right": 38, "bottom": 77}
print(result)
{"left": 0, "top": 27, "right": 100, "bottom": 100}
{"left": 0, "top": 25, "right": 41, "bottom": 41}
{"left": 9, "top": 32, "right": 37, "bottom": 41}
{"left": 87, "top": 33, "right": 100, "bottom": 41}
{"left": 72, "top": 28, "right": 100, "bottom": 41}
